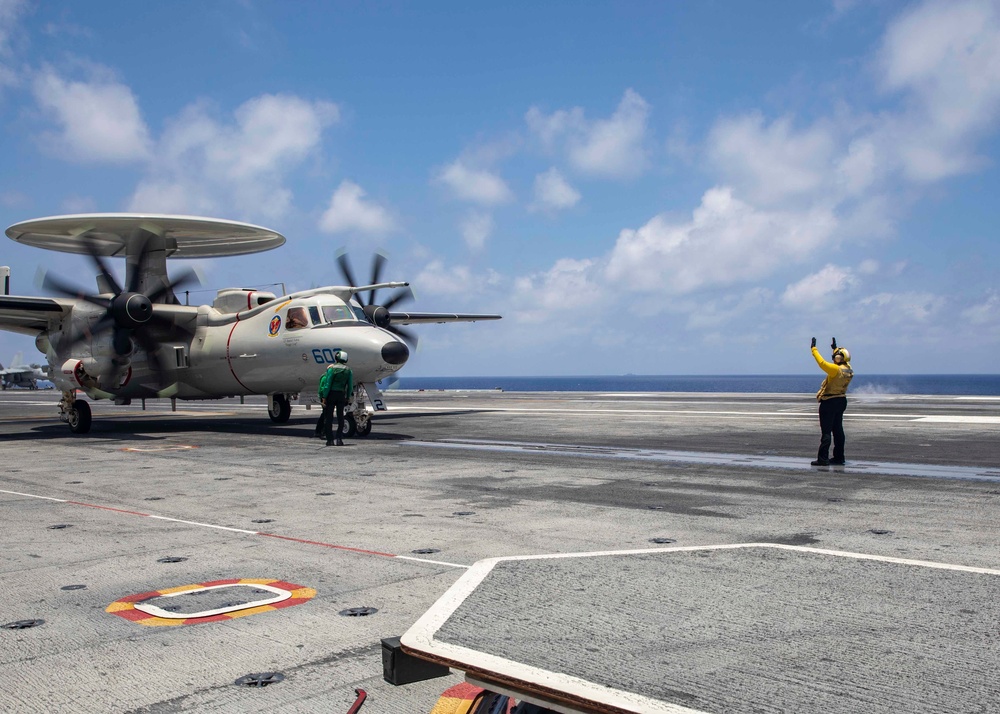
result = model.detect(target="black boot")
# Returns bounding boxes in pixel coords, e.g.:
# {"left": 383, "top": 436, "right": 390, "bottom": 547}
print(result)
{"left": 811, "top": 459, "right": 829, "bottom": 466}
{"left": 336, "top": 437, "right": 344, "bottom": 446}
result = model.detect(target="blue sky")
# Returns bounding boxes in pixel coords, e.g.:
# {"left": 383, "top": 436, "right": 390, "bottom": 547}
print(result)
{"left": 1, "top": 0, "right": 999, "bottom": 376}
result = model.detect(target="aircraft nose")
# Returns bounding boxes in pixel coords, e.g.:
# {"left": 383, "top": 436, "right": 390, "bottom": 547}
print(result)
{"left": 381, "top": 340, "right": 409, "bottom": 365}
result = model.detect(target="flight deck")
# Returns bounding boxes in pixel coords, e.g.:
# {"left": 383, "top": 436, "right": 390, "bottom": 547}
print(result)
{"left": 1, "top": 389, "right": 998, "bottom": 712}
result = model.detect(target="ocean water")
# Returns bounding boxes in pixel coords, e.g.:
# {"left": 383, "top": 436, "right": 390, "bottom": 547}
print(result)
{"left": 389, "top": 375, "right": 1000, "bottom": 396}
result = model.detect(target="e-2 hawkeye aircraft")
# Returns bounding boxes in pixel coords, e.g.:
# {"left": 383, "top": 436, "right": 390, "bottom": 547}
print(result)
{"left": 0, "top": 214, "right": 500, "bottom": 434}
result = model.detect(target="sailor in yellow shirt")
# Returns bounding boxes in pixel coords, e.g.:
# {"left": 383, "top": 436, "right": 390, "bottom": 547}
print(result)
{"left": 811, "top": 336, "right": 853, "bottom": 466}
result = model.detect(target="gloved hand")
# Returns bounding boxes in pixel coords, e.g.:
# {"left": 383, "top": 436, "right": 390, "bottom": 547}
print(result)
{"left": 831, "top": 337, "right": 837, "bottom": 350}
{"left": 811, "top": 337, "right": 816, "bottom": 348}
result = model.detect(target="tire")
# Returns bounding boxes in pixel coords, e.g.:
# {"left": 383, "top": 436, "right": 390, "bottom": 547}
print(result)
{"left": 68, "top": 399, "right": 92, "bottom": 434}
{"left": 355, "top": 418, "right": 372, "bottom": 437}
{"left": 339, "top": 413, "right": 357, "bottom": 438}
{"left": 268, "top": 394, "right": 291, "bottom": 423}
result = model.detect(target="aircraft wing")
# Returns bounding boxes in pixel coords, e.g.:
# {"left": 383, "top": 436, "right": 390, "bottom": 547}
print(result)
{"left": 0, "top": 296, "right": 73, "bottom": 336}
{"left": 388, "top": 312, "right": 502, "bottom": 324}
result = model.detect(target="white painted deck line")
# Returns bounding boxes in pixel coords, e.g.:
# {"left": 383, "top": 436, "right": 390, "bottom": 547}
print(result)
{"left": 405, "top": 439, "right": 1000, "bottom": 483}
{"left": 912, "top": 415, "right": 1000, "bottom": 423}
{"left": 402, "top": 544, "right": 1000, "bottom": 714}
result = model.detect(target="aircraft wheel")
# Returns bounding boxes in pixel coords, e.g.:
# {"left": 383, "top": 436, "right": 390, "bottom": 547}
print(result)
{"left": 268, "top": 394, "right": 291, "bottom": 423}
{"left": 68, "top": 400, "right": 92, "bottom": 434}
{"left": 355, "top": 419, "right": 372, "bottom": 437}
{"left": 339, "top": 413, "right": 357, "bottom": 438}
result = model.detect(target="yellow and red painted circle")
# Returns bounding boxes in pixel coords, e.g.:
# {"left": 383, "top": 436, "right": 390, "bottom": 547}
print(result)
{"left": 106, "top": 578, "right": 316, "bottom": 627}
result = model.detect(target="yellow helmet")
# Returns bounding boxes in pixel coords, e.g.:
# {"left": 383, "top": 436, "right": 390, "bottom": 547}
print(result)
{"left": 833, "top": 347, "right": 850, "bottom": 363}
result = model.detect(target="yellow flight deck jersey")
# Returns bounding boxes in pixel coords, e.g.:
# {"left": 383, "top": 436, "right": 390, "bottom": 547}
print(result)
{"left": 812, "top": 347, "right": 853, "bottom": 400}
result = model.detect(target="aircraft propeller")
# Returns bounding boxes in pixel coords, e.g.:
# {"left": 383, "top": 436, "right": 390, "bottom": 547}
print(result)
{"left": 336, "top": 251, "right": 418, "bottom": 346}
{"left": 40, "top": 234, "right": 199, "bottom": 393}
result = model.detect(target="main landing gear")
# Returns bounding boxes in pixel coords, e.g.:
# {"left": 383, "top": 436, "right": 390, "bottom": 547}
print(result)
{"left": 267, "top": 393, "right": 291, "bottom": 423}
{"left": 59, "top": 391, "right": 92, "bottom": 434}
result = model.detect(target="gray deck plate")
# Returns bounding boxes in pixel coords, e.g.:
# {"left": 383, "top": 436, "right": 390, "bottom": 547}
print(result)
{"left": 403, "top": 544, "right": 1000, "bottom": 713}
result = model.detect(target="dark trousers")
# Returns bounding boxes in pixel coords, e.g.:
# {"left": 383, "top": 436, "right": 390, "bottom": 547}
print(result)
{"left": 322, "top": 393, "right": 347, "bottom": 443}
{"left": 818, "top": 396, "right": 847, "bottom": 462}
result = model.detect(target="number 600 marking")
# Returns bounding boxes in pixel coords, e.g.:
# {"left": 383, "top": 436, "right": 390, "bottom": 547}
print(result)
{"left": 312, "top": 348, "right": 341, "bottom": 364}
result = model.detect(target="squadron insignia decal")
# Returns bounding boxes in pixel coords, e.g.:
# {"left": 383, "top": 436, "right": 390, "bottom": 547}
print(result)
{"left": 268, "top": 315, "right": 281, "bottom": 336}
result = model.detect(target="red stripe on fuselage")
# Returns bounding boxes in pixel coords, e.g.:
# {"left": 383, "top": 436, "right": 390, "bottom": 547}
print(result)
{"left": 226, "top": 316, "right": 252, "bottom": 392}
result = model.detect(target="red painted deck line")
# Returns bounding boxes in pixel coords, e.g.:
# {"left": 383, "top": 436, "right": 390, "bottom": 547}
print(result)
{"left": 1, "top": 487, "right": 466, "bottom": 568}
{"left": 66, "top": 500, "right": 152, "bottom": 517}
{"left": 257, "top": 531, "right": 396, "bottom": 557}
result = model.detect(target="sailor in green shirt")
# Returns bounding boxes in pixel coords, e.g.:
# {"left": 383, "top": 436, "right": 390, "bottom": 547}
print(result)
{"left": 318, "top": 350, "right": 354, "bottom": 446}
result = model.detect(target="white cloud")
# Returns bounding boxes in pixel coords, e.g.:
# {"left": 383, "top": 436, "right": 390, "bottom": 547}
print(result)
{"left": 319, "top": 180, "right": 395, "bottom": 235}
{"left": 685, "top": 288, "right": 773, "bottom": 329}
{"left": 32, "top": 65, "right": 152, "bottom": 164}
{"left": 834, "top": 139, "right": 879, "bottom": 197}
{"left": 60, "top": 195, "right": 97, "bottom": 213}
{"left": 526, "top": 89, "right": 650, "bottom": 178}
{"left": 513, "top": 258, "right": 605, "bottom": 323}
{"left": 859, "top": 291, "right": 945, "bottom": 322}
{"left": 832, "top": 0, "right": 862, "bottom": 14}
{"left": 782, "top": 264, "right": 858, "bottom": 308}
{"left": 459, "top": 210, "right": 493, "bottom": 251}
{"left": 435, "top": 160, "right": 513, "bottom": 205}
{"left": 0, "top": 0, "right": 28, "bottom": 55}
{"left": 0, "top": 189, "right": 29, "bottom": 208}
{"left": 858, "top": 259, "right": 880, "bottom": 275}
{"left": 531, "top": 167, "right": 581, "bottom": 212}
{"left": 707, "top": 113, "right": 837, "bottom": 205}
{"left": 961, "top": 291, "right": 1000, "bottom": 325}
{"left": 569, "top": 89, "right": 650, "bottom": 178}
{"left": 414, "top": 259, "right": 502, "bottom": 297}
{"left": 414, "top": 260, "right": 474, "bottom": 296}
{"left": 129, "top": 93, "right": 339, "bottom": 219}
{"left": 525, "top": 105, "right": 585, "bottom": 150}
{"left": 877, "top": 0, "right": 1000, "bottom": 181}
{"left": 605, "top": 186, "right": 838, "bottom": 295}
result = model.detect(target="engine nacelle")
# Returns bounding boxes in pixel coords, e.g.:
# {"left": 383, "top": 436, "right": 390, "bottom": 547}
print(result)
{"left": 363, "top": 304, "right": 391, "bottom": 328}
{"left": 91, "top": 332, "right": 133, "bottom": 359}
{"left": 61, "top": 359, "right": 96, "bottom": 390}
{"left": 35, "top": 331, "right": 51, "bottom": 355}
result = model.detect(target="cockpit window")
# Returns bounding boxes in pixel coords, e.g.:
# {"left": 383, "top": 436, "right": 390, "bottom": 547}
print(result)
{"left": 308, "top": 306, "right": 322, "bottom": 324}
{"left": 321, "top": 304, "right": 355, "bottom": 323}
{"left": 286, "top": 307, "right": 309, "bottom": 330}
{"left": 351, "top": 304, "right": 368, "bottom": 322}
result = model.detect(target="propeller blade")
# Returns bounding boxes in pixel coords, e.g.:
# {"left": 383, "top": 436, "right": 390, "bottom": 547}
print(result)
{"left": 146, "top": 313, "right": 196, "bottom": 341}
{"left": 367, "top": 253, "right": 387, "bottom": 307}
{"left": 336, "top": 252, "right": 360, "bottom": 300}
{"left": 125, "top": 232, "right": 154, "bottom": 294}
{"left": 61, "top": 312, "right": 113, "bottom": 352}
{"left": 41, "top": 271, "right": 111, "bottom": 308}
{"left": 133, "top": 328, "right": 167, "bottom": 384}
{"left": 382, "top": 287, "right": 414, "bottom": 311}
{"left": 390, "top": 324, "right": 419, "bottom": 347}
{"left": 82, "top": 238, "right": 124, "bottom": 296}
{"left": 146, "top": 267, "right": 200, "bottom": 305}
